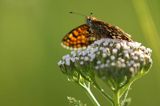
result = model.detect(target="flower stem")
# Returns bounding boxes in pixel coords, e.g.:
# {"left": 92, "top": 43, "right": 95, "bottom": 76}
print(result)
{"left": 93, "top": 81, "right": 114, "bottom": 105}
{"left": 85, "top": 86, "right": 101, "bottom": 106}
{"left": 113, "top": 91, "right": 120, "bottom": 106}
{"left": 78, "top": 76, "right": 101, "bottom": 106}
{"left": 82, "top": 83, "right": 101, "bottom": 106}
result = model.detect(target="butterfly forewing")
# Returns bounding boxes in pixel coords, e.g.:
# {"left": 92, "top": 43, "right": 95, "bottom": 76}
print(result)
{"left": 88, "top": 19, "right": 133, "bottom": 41}
{"left": 61, "top": 24, "right": 96, "bottom": 50}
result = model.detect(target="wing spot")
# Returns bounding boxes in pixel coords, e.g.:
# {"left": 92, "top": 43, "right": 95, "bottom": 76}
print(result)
{"left": 64, "top": 42, "right": 69, "bottom": 46}
{"left": 73, "top": 30, "right": 79, "bottom": 36}
{"left": 71, "top": 37, "right": 77, "bottom": 41}
{"left": 69, "top": 34, "right": 73, "bottom": 39}
{"left": 81, "top": 39, "right": 86, "bottom": 43}
{"left": 81, "top": 35, "right": 86, "bottom": 39}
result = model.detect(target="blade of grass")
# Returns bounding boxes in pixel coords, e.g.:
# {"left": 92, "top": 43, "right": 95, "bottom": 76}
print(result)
{"left": 132, "top": 0, "right": 160, "bottom": 63}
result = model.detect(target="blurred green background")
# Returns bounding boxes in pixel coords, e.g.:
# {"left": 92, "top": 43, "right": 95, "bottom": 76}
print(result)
{"left": 0, "top": 0, "right": 160, "bottom": 106}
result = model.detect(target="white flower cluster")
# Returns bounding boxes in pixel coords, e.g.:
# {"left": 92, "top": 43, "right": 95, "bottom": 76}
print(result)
{"left": 58, "top": 38, "right": 152, "bottom": 85}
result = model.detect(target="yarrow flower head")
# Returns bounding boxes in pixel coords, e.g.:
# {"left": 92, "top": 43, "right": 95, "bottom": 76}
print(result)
{"left": 58, "top": 38, "right": 152, "bottom": 90}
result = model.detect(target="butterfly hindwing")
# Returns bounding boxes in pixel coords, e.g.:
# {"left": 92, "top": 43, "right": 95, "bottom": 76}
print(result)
{"left": 61, "top": 24, "right": 96, "bottom": 50}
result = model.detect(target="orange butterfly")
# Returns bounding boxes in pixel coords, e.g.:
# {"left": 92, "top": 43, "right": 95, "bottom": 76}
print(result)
{"left": 61, "top": 14, "right": 132, "bottom": 50}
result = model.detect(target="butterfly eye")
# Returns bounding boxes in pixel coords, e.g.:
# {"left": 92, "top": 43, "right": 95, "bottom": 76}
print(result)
{"left": 86, "top": 18, "right": 92, "bottom": 25}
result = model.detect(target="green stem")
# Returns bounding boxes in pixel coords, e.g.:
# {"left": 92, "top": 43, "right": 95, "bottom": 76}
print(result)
{"left": 78, "top": 76, "right": 101, "bottom": 106}
{"left": 119, "top": 81, "right": 132, "bottom": 98}
{"left": 113, "top": 91, "right": 120, "bottom": 106}
{"left": 93, "top": 81, "right": 114, "bottom": 105}
{"left": 83, "top": 83, "right": 101, "bottom": 106}
{"left": 121, "top": 87, "right": 130, "bottom": 106}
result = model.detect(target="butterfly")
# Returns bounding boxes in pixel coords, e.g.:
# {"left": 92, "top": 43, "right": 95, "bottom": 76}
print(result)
{"left": 61, "top": 15, "right": 133, "bottom": 50}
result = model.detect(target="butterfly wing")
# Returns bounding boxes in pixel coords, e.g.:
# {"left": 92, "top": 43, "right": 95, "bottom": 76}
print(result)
{"left": 89, "top": 19, "right": 133, "bottom": 41}
{"left": 61, "top": 24, "right": 96, "bottom": 50}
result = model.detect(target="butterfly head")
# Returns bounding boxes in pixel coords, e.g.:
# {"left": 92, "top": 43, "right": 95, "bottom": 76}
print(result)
{"left": 86, "top": 16, "right": 97, "bottom": 26}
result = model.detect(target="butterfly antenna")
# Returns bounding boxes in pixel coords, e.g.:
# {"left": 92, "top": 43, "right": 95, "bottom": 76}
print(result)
{"left": 90, "top": 12, "right": 93, "bottom": 16}
{"left": 69, "top": 11, "right": 86, "bottom": 17}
